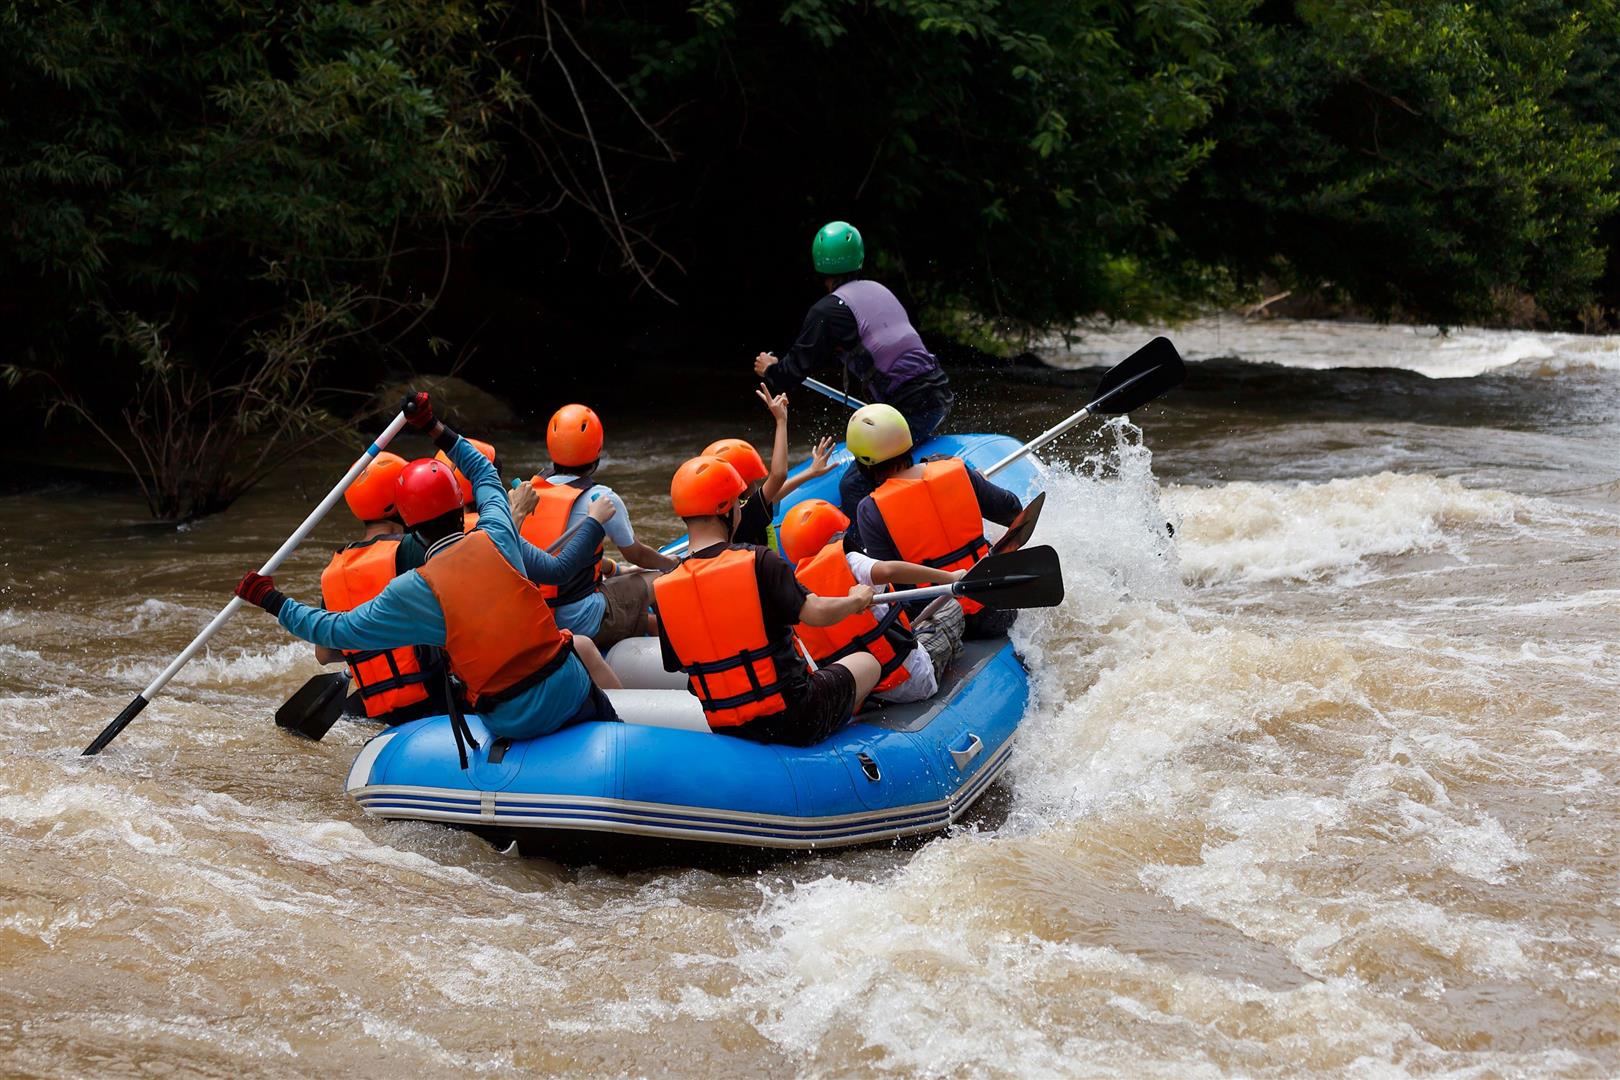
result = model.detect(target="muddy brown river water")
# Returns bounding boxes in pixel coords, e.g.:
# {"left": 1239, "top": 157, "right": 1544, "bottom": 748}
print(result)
{"left": 2, "top": 317, "right": 1617, "bottom": 1077}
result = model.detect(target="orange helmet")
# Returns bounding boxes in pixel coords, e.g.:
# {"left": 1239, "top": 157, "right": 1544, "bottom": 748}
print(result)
{"left": 344, "top": 451, "right": 408, "bottom": 523}
{"left": 779, "top": 498, "right": 851, "bottom": 563}
{"left": 396, "top": 458, "right": 464, "bottom": 526}
{"left": 670, "top": 455, "right": 746, "bottom": 518}
{"left": 548, "top": 404, "right": 604, "bottom": 469}
{"left": 701, "top": 438, "right": 768, "bottom": 486}
{"left": 433, "top": 437, "right": 497, "bottom": 506}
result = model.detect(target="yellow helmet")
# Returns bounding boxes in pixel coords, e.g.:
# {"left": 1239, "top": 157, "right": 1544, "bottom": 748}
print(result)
{"left": 845, "top": 403, "right": 913, "bottom": 466}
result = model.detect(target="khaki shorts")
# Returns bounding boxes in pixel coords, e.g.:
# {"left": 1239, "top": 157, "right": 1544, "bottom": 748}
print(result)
{"left": 592, "top": 571, "right": 655, "bottom": 651}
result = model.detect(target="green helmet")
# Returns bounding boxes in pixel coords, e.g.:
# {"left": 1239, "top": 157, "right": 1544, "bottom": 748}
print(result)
{"left": 812, "top": 221, "right": 864, "bottom": 275}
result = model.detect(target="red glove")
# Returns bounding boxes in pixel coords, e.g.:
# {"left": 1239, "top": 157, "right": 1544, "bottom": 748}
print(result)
{"left": 234, "top": 571, "right": 286, "bottom": 615}
{"left": 401, "top": 391, "right": 435, "bottom": 430}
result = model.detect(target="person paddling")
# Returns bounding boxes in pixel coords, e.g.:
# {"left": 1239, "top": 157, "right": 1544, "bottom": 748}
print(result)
{"left": 310, "top": 450, "right": 450, "bottom": 725}
{"left": 653, "top": 455, "right": 880, "bottom": 746}
{"left": 847, "top": 404, "right": 1024, "bottom": 639}
{"left": 233, "top": 393, "right": 622, "bottom": 742}
{"left": 779, "top": 498, "right": 967, "bottom": 705}
{"left": 753, "top": 220, "right": 954, "bottom": 535}
{"left": 514, "top": 404, "right": 677, "bottom": 649}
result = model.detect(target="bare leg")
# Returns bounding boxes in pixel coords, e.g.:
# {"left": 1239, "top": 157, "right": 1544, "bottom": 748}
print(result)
{"left": 573, "top": 636, "right": 622, "bottom": 690}
{"left": 833, "top": 652, "right": 881, "bottom": 713}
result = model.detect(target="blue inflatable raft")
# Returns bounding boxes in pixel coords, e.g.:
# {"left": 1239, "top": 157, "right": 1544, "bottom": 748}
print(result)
{"left": 344, "top": 432, "right": 1042, "bottom": 853}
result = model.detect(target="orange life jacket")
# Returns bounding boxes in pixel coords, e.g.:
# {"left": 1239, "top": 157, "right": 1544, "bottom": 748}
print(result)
{"left": 320, "top": 537, "right": 434, "bottom": 719}
{"left": 654, "top": 547, "right": 803, "bottom": 727}
{"left": 869, "top": 457, "right": 992, "bottom": 613}
{"left": 417, "top": 530, "right": 574, "bottom": 709}
{"left": 518, "top": 478, "right": 606, "bottom": 606}
{"left": 793, "top": 543, "right": 914, "bottom": 693}
{"left": 462, "top": 509, "right": 480, "bottom": 532}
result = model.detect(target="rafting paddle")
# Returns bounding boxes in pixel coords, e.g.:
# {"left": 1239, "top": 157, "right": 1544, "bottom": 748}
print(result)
{"left": 985, "top": 336, "right": 1185, "bottom": 477}
{"left": 81, "top": 410, "right": 413, "bottom": 756}
{"left": 802, "top": 376, "right": 869, "bottom": 410}
{"left": 871, "top": 545, "right": 1064, "bottom": 611}
{"left": 274, "top": 672, "right": 349, "bottom": 741}
{"left": 990, "top": 491, "right": 1045, "bottom": 555}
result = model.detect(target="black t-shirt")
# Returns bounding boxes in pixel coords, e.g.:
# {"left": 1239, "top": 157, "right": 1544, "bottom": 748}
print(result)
{"left": 655, "top": 542, "right": 811, "bottom": 699}
{"left": 733, "top": 494, "right": 776, "bottom": 549}
{"left": 763, "top": 287, "right": 951, "bottom": 412}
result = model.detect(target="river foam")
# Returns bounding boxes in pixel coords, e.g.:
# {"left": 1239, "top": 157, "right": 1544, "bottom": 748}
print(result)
{"left": 1045, "top": 317, "right": 1620, "bottom": 379}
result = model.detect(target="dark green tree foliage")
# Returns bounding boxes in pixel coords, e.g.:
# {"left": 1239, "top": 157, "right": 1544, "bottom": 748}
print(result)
{"left": 1177, "top": 0, "right": 1618, "bottom": 323}
{"left": 483, "top": 0, "right": 1239, "bottom": 336}
{"left": 1, "top": 1, "right": 503, "bottom": 517}
{"left": 5, "top": 1, "right": 1620, "bottom": 520}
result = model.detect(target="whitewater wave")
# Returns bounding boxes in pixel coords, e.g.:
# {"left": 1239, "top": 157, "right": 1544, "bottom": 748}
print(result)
{"left": 1045, "top": 317, "right": 1620, "bottom": 379}
{"left": 1167, "top": 472, "right": 1523, "bottom": 585}
{"left": 110, "top": 640, "right": 316, "bottom": 687}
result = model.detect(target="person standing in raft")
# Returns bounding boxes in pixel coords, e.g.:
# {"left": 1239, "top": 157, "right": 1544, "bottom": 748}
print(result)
{"left": 652, "top": 455, "right": 881, "bottom": 746}
{"left": 753, "top": 220, "right": 954, "bottom": 542}
{"left": 311, "top": 449, "right": 451, "bottom": 725}
{"left": 847, "top": 403, "right": 1024, "bottom": 639}
{"left": 233, "top": 393, "right": 623, "bottom": 741}
{"left": 514, "top": 403, "right": 678, "bottom": 649}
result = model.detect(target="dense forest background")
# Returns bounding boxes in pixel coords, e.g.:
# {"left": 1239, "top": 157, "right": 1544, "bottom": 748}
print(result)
{"left": 4, "top": 0, "right": 1618, "bottom": 517}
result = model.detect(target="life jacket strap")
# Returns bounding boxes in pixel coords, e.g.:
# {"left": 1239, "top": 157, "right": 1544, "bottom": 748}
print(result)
{"left": 680, "top": 642, "right": 795, "bottom": 711}
{"left": 444, "top": 666, "right": 478, "bottom": 771}
{"left": 816, "top": 602, "right": 914, "bottom": 681}
{"left": 344, "top": 645, "right": 438, "bottom": 699}
{"left": 922, "top": 534, "right": 990, "bottom": 570}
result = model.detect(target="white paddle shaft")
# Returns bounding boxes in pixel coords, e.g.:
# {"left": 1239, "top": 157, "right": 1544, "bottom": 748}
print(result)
{"left": 869, "top": 582, "right": 958, "bottom": 605}
{"left": 984, "top": 406, "right": 1092, "bottom": 477}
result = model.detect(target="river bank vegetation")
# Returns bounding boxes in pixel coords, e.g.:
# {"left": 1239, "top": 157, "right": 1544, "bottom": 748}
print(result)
{"left": 4, "top": 0, "right": 1618, "bottom": 518}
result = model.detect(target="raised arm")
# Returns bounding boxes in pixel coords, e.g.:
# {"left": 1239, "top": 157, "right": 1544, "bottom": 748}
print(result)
{"left": 771, "top": 436, "right": 837, "bottom": 505}
{"left": 757, "top": 383, "right": 791, "bottom": 504}
{"left": 440, "top": 426, "right": 519, "bottom": 555}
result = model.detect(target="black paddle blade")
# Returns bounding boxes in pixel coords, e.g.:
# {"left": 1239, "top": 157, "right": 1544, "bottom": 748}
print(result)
{"left": 990, "top": 491, "right": 1045, "bottom": 555}
{"left": 956, "top": 545, "right": 1065, "bottom": 609}
{"left": 275, "top": 672, "right": 349, "bottom": 742}
{"left": 1089, "top": 336, "right": 1185, "bottom": 416}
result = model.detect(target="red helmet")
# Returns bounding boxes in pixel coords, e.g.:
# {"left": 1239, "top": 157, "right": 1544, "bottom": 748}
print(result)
{"left": 548, "top": 404, "right": 604, "bottom": 469}
{"left": 433, "top": 437, "right": 497, "bottom": 506}
{"left": 344, "top": 451, "right": 408, "bottom": 523}
{"left": 702, "top": 438, "right": 768, "bottom": 486}
{"left": 670, "top": 455, "right": 746, "bottom": 518}
{"left": 396, "top": 458, "right": 464, "bottom": 526}
{"left": 779, "top": 498, "right": 851, "bottom": 564}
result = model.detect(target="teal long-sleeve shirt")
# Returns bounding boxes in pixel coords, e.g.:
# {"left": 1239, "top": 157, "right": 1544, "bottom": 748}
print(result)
{"left": 277, "top": 428, "right": 607, "bottom": 738}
